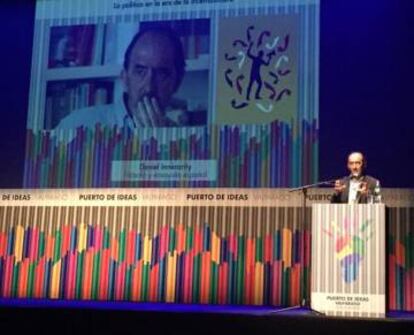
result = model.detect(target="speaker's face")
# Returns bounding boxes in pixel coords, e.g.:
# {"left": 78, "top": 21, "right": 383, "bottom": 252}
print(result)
{"left": 347, "top": 153, "right": 364, "bottom": 176}
{"left": 122, "top": 31, "right": 180, "bottom": 116}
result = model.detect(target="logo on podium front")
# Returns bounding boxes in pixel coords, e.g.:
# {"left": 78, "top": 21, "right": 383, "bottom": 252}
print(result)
{"left": 323, "top": 217, "right": 374, "bottom": 283}
{"left": 311, "top": 204, "right": 386, "bottom": 318}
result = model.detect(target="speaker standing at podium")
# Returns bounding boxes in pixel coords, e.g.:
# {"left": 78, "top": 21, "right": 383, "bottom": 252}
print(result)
{"left": 331, "top": 151, "right": 380, "bottom": 204}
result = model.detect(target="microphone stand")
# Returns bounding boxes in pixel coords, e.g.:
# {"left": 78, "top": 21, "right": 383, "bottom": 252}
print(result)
{"left": 289, "top": 179, "right": 336, "bottom": 215}
{"left": 271, "top": 179, "right": 335, "bottom": 315}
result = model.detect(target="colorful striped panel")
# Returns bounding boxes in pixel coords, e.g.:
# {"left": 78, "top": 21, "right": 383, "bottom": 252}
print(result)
{"left": 0, "top": 206, "right": 310, "bottom": 306}
{"left": 23, "top": 120, "right": 318, "bottom": 188}
{"left": 387, "top": 207, "right": 414, "bottom": 311}
{"left": 0, "top": 204, "right": 412, "bottom": 311}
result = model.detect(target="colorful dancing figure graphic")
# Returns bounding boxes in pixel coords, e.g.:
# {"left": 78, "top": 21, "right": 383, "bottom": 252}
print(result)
{"left": 246, "top": 42, "right": 273, "bottom": 101}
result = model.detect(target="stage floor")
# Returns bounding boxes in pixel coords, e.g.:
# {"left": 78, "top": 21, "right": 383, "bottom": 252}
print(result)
{"left": 1, "top": 299, "right": 413, "bottom": 335}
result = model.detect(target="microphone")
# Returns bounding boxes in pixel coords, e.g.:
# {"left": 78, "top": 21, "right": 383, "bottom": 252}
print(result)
{"left": 323, "top": 179, "right": 337, "bottom": 185}
{"left": 288, "top": 179, "right": 337, "bottom": 192}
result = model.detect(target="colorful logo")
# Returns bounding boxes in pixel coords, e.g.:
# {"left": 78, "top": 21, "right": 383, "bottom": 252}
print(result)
{"left": 323, "top": 217, "right": 374, "bottom": 283}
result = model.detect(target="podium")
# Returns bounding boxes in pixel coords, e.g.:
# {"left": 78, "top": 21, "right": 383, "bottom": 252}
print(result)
{"left": 311, "top": 204, "right": 386, "bottom": 318}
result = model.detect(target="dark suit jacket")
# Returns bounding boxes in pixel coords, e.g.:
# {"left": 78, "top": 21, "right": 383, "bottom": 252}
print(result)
{"left": 331, "top": 175, "right": 379, "bottom": 204}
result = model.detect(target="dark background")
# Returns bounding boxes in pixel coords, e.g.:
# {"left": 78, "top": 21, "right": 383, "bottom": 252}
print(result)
{"left": 0, "top": 0, "right": 413, "bottom": 188}
{"left": 319, "top": 0, "right": 414, "bottom": 187}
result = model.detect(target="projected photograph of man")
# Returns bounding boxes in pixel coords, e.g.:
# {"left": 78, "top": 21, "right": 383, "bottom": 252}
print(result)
{"left": 47, "top": 20, "right": 210, "bottom": 129}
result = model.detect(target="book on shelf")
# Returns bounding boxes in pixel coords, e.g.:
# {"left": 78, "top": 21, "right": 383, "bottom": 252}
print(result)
{"left": 44, "top": 80, "right": 114, "bottom": 129}
{"left": 48, "top": 24, "right": 107, "bottom": 68}
{"left": 92, "top": 25, "right": 106, "bottom": 66}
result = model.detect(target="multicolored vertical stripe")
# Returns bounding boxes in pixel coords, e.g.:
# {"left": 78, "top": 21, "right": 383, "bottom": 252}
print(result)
{"left": 387, "top": 207, "right": 414, "bottom": 311}
{"left": 0, "top": 205, "right": 309, "bottom": 306}
{"left": 0, "top": 203, "right": 412, "bottom": 311}
{"left": 23, "top": 120, "right": 318, "bottom": 188}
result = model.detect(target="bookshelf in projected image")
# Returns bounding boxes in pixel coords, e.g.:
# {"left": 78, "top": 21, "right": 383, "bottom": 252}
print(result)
{"left": 44, "top": 21, "right": 210, "bottom": 129}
